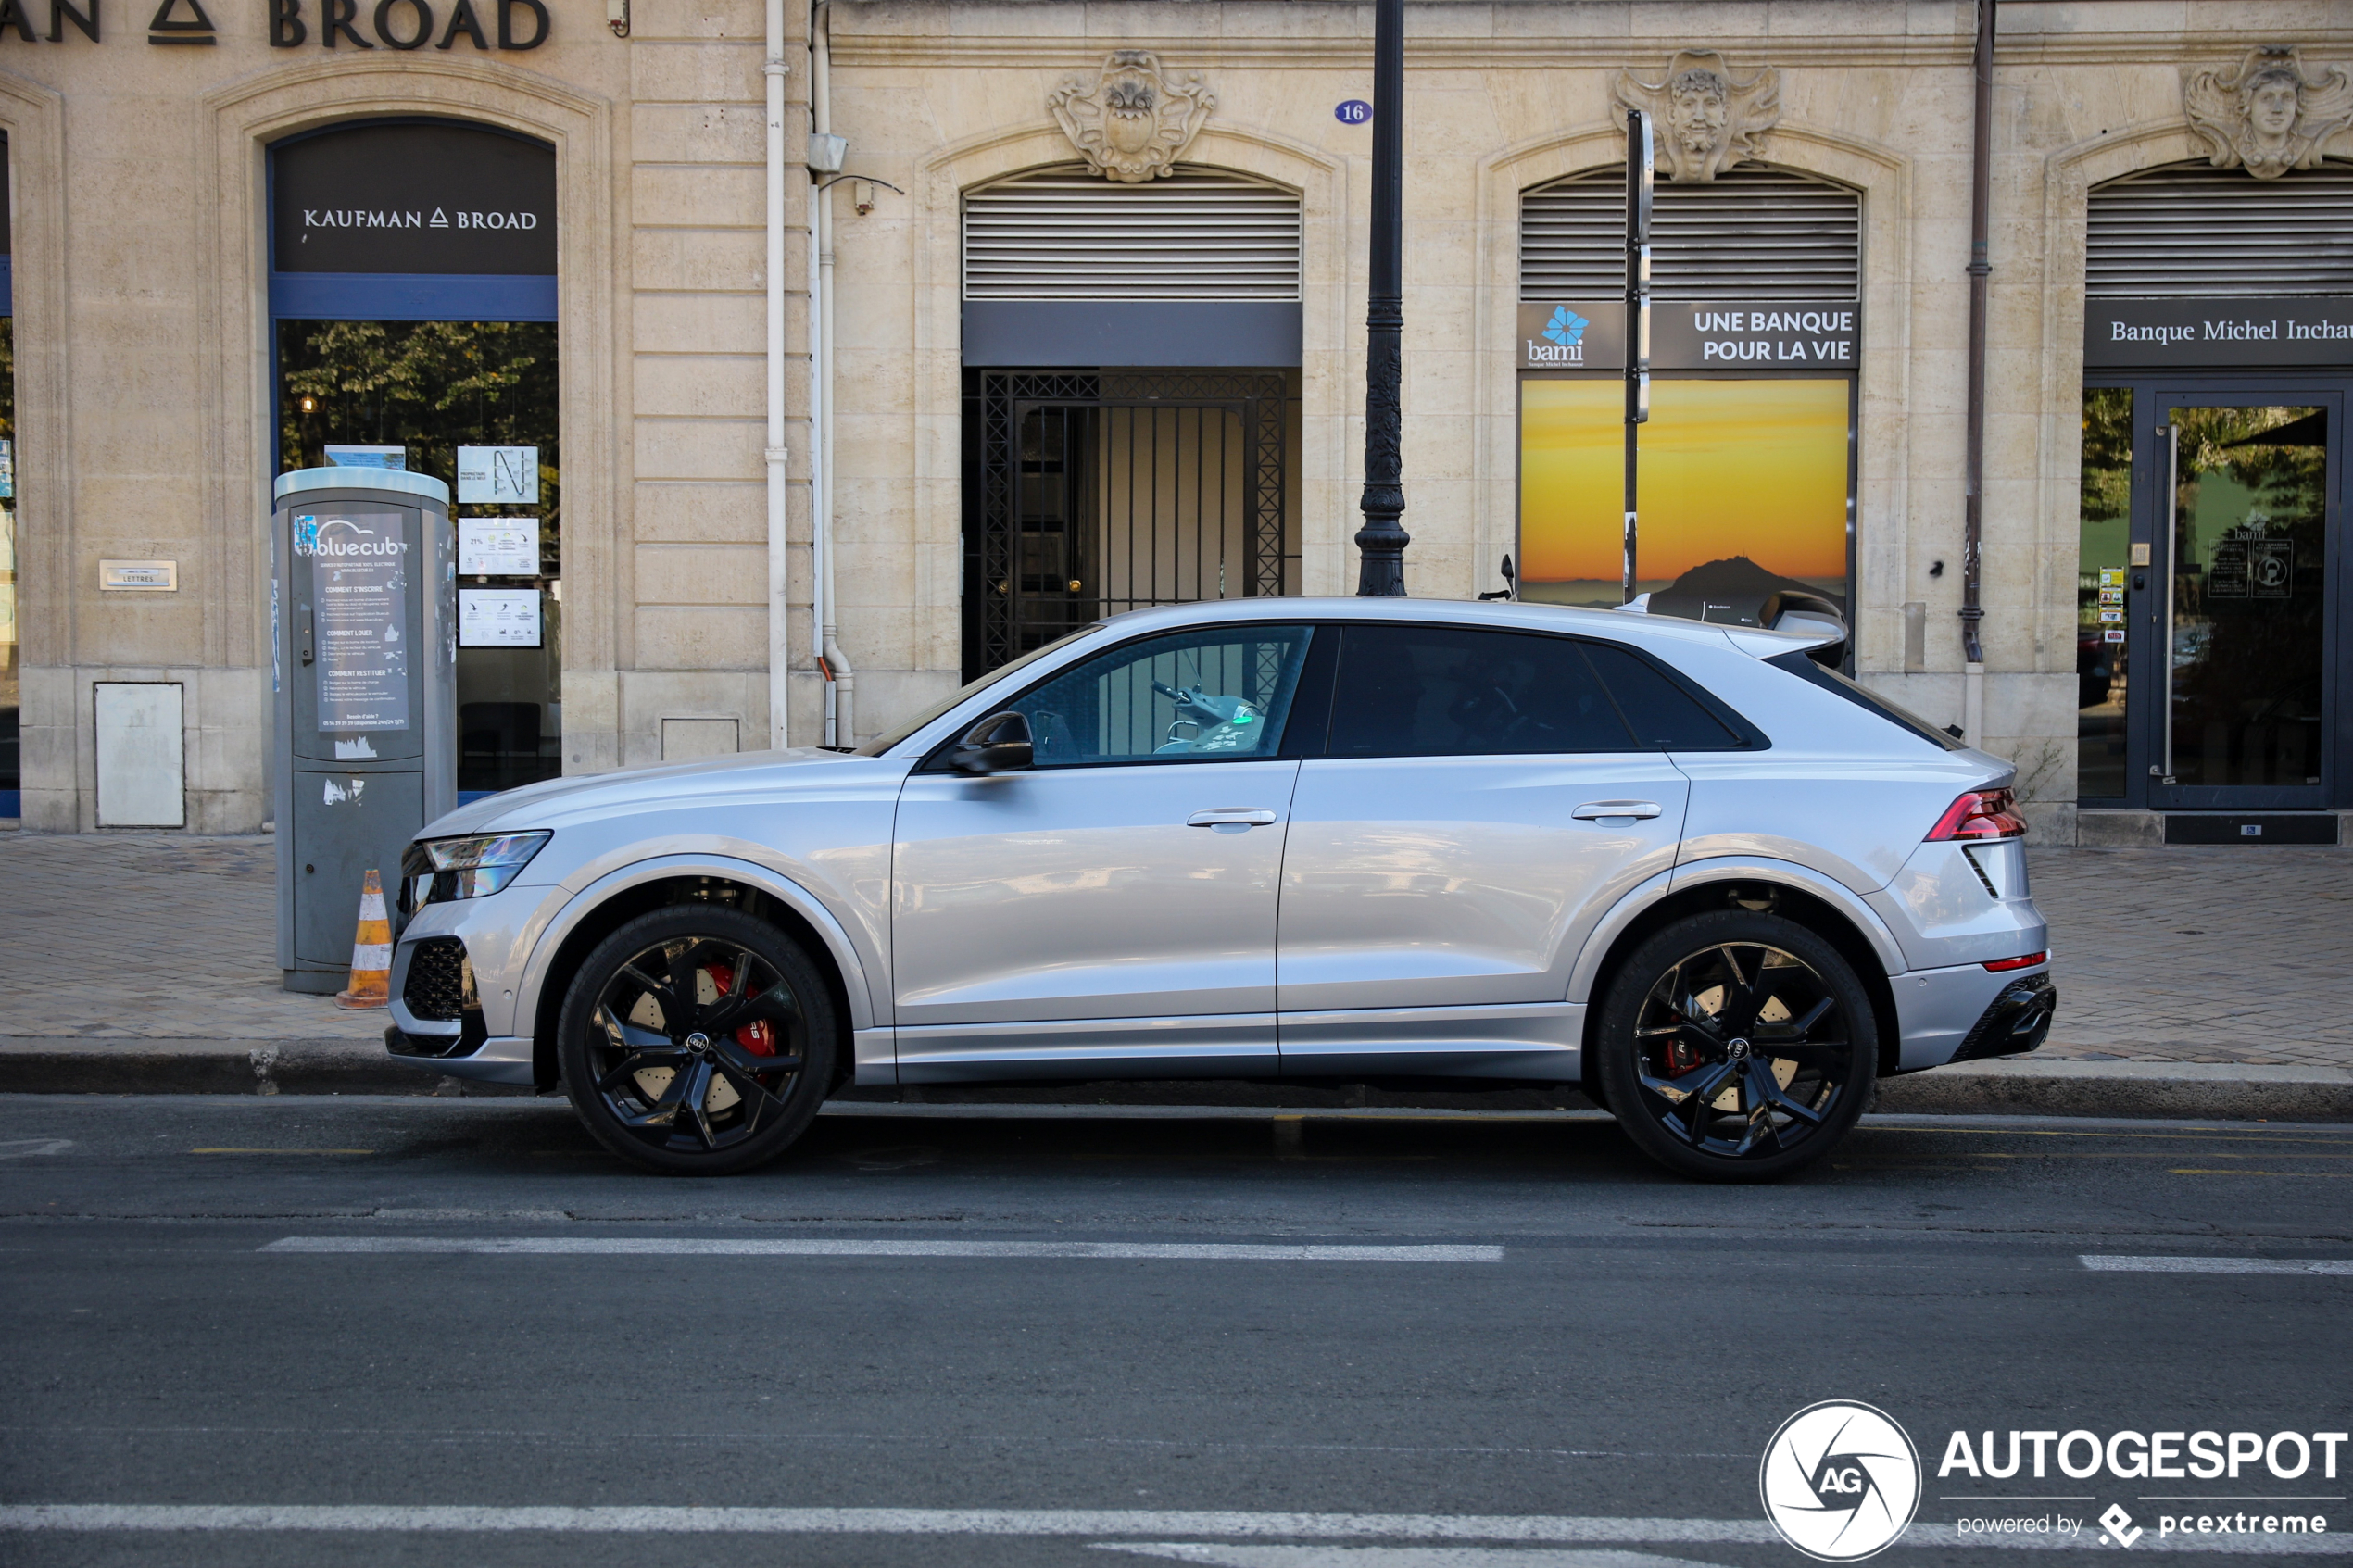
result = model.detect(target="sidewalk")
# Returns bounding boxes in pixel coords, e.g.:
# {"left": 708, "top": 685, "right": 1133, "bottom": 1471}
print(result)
{"left": 1, "top": 832, "right": 2347, "bottom": 1109}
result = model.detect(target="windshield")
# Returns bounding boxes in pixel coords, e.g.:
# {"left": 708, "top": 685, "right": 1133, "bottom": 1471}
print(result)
{"left": 853, "top": 626, "right": 1103, "bottom": 756}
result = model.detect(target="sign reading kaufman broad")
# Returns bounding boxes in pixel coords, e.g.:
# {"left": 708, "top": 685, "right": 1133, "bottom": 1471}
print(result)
{"left": 271, "top": 121, "right": 556, "bottom": 276}
{"left": 1518, "top": 301, "right": 1858, "bottom": 372}
{"left": 2084, "top": 297, "right": 2353, "bottom": 367}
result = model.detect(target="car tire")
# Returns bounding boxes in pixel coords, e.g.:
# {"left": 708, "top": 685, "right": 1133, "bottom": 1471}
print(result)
{"left": 1593, "top": 909, "right": 1877, "bottom": 1182}
{"left": 557, "top": 905, "right": 837, "bottom": 1176}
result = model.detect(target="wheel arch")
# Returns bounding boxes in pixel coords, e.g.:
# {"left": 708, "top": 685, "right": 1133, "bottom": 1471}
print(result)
{"left": 1574, "top": 860, "right": 1907, "bottom": 1095}
{"left": 519, "top": 857, "right": 874, "bottom": 1092}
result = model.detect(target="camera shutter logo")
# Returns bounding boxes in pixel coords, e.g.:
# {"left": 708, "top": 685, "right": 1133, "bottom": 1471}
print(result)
{"left": 1758, "top": 1400, "right": 1922, "bottom": 1561}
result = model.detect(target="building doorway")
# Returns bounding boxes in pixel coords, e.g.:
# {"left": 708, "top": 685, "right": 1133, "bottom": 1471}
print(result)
{"left": 962, "top": 370, "right": 1298, "bottom": 680}
{"left": 2079, "top": 385, "right": 2337, "bottom": 811}
{"left": 270, "top": 119, "right": 560, "bottom": 801}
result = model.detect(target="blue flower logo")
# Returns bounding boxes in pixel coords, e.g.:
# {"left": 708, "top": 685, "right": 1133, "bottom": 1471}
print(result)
{"left": 1541, "top": 306, "right": 1589, "bottom": 346}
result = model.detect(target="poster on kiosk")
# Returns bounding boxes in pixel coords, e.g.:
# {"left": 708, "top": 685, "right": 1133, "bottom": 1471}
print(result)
{"left": 271, "top": 469, "right": 456, "bottom": 994}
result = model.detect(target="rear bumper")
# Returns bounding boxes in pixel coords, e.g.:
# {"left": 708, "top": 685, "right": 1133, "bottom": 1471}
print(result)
{"left": 1893, "top": 960, "right": 2056, "bottom": 1071}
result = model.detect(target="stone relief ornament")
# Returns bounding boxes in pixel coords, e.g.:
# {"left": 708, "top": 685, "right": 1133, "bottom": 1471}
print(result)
{"left": 1614, "top": 50, "right": 1781, "bottom": 182}
{"left": 2185, "top": 45, "right": 2353, "bottom": 180}
{"left": 1048, "top": 51, "right": 1216, "bottom": 183}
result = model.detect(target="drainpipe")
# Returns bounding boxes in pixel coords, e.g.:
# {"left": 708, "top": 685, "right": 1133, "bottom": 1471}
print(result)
{"left": 763, "top": 0, "right": 791, "bottom": 747}
{"left": 812, "top": 3, "right": 855, "bottom": 746}
{"left": 1959, "top": 0, "right": 1994, "bottom": 746}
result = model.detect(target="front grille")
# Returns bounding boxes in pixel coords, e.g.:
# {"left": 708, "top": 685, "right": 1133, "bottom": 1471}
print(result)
{"left": 403, "top": 938, "right": 468, "bottom": 1022}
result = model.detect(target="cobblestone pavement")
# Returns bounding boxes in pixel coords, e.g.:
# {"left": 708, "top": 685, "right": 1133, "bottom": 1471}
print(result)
{"left": 1, "top": 833, "right": 2346, "bottom": 1065}
{"left": 0, "top": 834, "right": 383, "bottom": 1041}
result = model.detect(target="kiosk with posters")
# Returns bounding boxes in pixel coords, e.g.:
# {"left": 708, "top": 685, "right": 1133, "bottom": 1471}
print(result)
{"left": 271, "top": 469, "right": 456, "bottom": 994}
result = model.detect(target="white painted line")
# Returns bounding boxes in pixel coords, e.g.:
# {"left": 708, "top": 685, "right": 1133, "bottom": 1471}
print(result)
{"left": 259, "top": 1237, "right": 1504, "bottom": 1262}
{"left": 2082, "top": 1255, "right": 2353, "bottom": 1275}
{"left": 0, "top": 1508, "right": 2345, "bottom": 1551}
{"left": 1100, "top": 1545, "right": 1732, "bottom": 1567}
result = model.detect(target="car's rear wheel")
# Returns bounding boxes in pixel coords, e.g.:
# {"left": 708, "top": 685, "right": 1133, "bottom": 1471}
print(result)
{"left": 558, "top": 906, "right": 837, "bottom": 1176}
{"left": 1594, "top": 910, "right": 1875, "bottom": 1182}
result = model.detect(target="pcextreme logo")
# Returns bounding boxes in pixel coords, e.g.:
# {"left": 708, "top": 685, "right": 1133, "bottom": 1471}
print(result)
{"left": 1758, "top": 1401, "right": 1923, "bottom": 1562}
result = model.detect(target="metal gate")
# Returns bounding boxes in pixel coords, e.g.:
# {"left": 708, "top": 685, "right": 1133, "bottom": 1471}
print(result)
{"left": 963, "top": 370, "right": 1296, "bottom": 679}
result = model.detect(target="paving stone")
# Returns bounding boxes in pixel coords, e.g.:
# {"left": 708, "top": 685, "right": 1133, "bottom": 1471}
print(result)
{"left": 2, "top": 833, "right": 2346, "bottom": 1069}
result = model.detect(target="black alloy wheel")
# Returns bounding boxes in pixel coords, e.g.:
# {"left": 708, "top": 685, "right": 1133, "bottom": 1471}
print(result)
{"left": 558, "top": 906, "right": 837, "bottom": 1175}
{"left": 1594, "top": 909, "right": 1876, "bottom": 1182}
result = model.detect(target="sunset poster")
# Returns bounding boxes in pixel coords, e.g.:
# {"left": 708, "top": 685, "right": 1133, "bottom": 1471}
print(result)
{"left": 1517, "top": 376, "right": 1852, "bottom": 621}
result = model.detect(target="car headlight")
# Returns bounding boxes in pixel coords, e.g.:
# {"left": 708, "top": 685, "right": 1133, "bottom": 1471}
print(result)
{"left": 401, "top": 831, "right": 551, "bottom": 909}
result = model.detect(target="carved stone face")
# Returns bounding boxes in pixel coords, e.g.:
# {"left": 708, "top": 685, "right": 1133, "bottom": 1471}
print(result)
{"left": 1104, "top": 72, "right": 1159, "bottom": 155}
{"left": 1669, "top": 70, "right": 1730, "bottom": 157}
{"left": 2246, "top": 72, "right": 2300, "bottom": 143}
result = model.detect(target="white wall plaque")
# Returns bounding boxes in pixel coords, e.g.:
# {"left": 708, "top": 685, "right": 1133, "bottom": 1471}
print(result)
{"left": 459, "top": 517, "right": 539, "bottom": 576}
{"left": 94, "top": 682, "right": 186, "bottom": 827}
{"left": 456, "top": 445, "right": 540, "bottom": 505}
{"left": 100, "top": 559, "right": 178, "bottom": 592}
{"left": 459, "top": 586, "right": 543, "bottom": 647}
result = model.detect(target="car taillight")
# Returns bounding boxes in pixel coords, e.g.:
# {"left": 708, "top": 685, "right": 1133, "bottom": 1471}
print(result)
{"left": 1983, "top": 951, "right": 2047, "bottom": 972}
{"left": 1926, "top": 787, "right": 2027, "bottom": 841}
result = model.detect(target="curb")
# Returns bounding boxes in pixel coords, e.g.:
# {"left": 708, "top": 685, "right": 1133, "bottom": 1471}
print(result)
{"left": 2, "top": 1042, "right": 2348, "bottom": 1120}
{"left": 1873, "top": 1059, "right": 2353, "bottom": 1122}
{"left": 0, "top": 1039, "right": 526, "bottom": 1097}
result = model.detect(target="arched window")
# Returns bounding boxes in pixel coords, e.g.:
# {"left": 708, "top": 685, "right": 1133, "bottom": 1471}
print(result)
{"left": 2088, "top": 161, "right": 2353, "bottom": 297}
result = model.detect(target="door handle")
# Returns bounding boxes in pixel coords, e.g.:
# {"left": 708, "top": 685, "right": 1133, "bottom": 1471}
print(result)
{"left": 1186, "top": 808, "right": 1277, "bottom": 828}
{"left": 2154, "top": 421, "right": 2178, "bottom": 781}
{"left": 1571, "top": 800, "right": 1663, "bottom": 821}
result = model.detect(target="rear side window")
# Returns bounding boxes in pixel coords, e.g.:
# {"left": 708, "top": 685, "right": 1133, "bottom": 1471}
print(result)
{"left": 1767, "top": 650, "right": 1965, "bottom": 750}
{"left": 1327, "top": 625, "right": 1637, "bottom": 756}
{"left": 1579, "top": 641, "right": 1751, "bottom": 750}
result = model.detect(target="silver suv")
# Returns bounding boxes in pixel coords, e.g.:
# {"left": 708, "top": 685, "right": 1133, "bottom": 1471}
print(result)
{"left": 385, "top": 598, "right": 2054, "bottom": 1181}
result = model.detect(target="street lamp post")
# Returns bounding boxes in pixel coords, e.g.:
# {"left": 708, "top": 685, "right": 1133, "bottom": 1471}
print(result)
{"left": 1622, "top": 107, "right": 1653, "bottom": 605}
{"left": 1353, "top": 0, "right": 1408, "bottom": 596}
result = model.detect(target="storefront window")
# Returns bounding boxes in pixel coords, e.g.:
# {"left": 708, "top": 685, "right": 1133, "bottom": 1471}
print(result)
{"left": 277, "top": 320, "right": 560, "bottom": 797}
{"left": 2076, "top": 386, "right": 2133, "bottom": 800}
{"left": 1518, "top": 376, "right": 1851, "bottom": 619}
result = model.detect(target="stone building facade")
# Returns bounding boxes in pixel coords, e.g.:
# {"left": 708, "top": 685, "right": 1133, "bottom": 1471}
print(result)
{"left": 4, "top": 1, "right": 2350, "bottom": 845}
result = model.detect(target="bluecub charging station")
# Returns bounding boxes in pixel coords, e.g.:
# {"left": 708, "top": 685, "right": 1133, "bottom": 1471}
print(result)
{"left": 271, "top": 469, "right": 457, "bottom": 994}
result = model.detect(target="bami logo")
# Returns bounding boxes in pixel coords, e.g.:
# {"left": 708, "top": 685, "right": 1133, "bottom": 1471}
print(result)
{"left": 1526, "top": 306, "right": 1590, "bottom": 365}
{"left": 1541, "top": 306, "right": 1589, "bottom": 346}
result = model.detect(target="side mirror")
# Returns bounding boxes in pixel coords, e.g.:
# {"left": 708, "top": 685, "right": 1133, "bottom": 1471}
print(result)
{"left": 950, "top": 710, "right": 1033, "bottom": 776}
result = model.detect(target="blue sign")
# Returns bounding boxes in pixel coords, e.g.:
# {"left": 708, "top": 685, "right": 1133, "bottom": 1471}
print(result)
{"left": 1335, "top": 100, "right": 1372, "bottom": 124}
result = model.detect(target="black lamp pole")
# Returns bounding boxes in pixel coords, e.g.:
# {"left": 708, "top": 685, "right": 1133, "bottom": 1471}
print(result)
{"left": 1353, "top": 0, "right": 1408, "bottom": 596}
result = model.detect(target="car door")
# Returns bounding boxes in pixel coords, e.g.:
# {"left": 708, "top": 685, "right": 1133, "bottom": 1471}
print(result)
{"left": 1275, "top": 624, "right": 1707, "bottom": 1079}
{"left": 891, "top": 621, "right": 1316, "bottom": 1081}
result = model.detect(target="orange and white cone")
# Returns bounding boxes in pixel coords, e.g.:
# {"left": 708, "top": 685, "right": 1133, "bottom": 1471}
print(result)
{"left": 335, "top": 868, "right": 393, "bottom": 1010}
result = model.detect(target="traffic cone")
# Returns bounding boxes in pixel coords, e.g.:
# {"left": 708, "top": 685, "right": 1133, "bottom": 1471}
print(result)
{"left": 335, "top": 869, "right": 393, "bottom": 1010}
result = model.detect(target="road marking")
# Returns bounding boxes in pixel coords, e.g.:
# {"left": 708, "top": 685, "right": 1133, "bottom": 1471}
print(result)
{"left": 2170, "top": 1168, "right": 2353, "bottom": 1178}
{"left": 0, "top": 1508, "right": 2344, "bottom": 1551}
{"left": 1101, "top": 1546, "right": 1734, "bottom": 1567}
{"left": 258, "top": 1237, "right": 1505, "bottom": 1262}
{"left": 2082, "top": 1255, "right": 2353, "bottom": 1275}
{"left": 0, "top": 1138, "right": 72, "bottom": 1159}
{"left": 192, "top": 1148, "right": 375, "bottom": 1156}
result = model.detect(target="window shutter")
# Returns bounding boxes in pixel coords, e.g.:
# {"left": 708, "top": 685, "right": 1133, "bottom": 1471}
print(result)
{"left": 2087, "top": 163, "right": 2353, "bottom": 297}
{"left": 1520, "top": 166, "right": 1860, "bottom": 300}
{"left": 963, "top": 165, "right": 1302, "bottom": 302}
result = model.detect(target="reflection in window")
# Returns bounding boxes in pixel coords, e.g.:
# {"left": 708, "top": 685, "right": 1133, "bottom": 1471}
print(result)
{"left": 1013, "top": 626, "right": 1311, "bottom": 767}
{"left": 2076, "top": 387, "right": 2132, "bottom": 800}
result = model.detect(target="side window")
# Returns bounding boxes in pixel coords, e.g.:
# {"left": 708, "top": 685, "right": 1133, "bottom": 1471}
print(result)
{"left": 1579, "top": 641, "right": 1747, "bottom": 750}
{"left": 1326, "top": 625, "right": 1637, "bottom": 757}
{"left": 1008, "top": 626, "right": 1315, "bottom": 768}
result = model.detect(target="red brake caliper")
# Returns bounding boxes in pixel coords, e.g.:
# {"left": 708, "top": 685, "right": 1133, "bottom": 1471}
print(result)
{"left": 700, "top": 963, "right": 776, "bottom": 1056}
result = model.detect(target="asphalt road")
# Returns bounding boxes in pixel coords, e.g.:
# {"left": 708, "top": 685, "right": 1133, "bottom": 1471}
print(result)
{"left": 2, "top": 1094, "right": 2347, "bottom": 1567}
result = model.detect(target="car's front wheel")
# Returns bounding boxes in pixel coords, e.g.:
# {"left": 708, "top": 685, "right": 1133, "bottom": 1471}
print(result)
{"left": 1593, "top": 910, "right": 1876, "bottom": 1182}
{"left": 557, "top": 906, "right": 837, "bottom": 1175}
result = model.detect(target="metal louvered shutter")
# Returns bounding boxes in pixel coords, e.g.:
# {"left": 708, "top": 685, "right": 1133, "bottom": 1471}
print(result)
{"left": 1520, "top": 167, "right": 1859, "bottom": 300}
{"left": 964, "top": 165, "right": 1302, "bottom": 302}
{"left": 2087, "top": 164, "right": 2353, "bottom": 297}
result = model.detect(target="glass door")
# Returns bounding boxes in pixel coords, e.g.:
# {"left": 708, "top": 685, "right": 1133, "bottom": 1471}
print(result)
{"left": 2148, "top": 399, "right": 2334, "bottom": 809}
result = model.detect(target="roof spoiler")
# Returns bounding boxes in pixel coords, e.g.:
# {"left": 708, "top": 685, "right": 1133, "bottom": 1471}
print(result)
{"left": 1613, "top": 587, "right": 1846, "bottom": 664}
